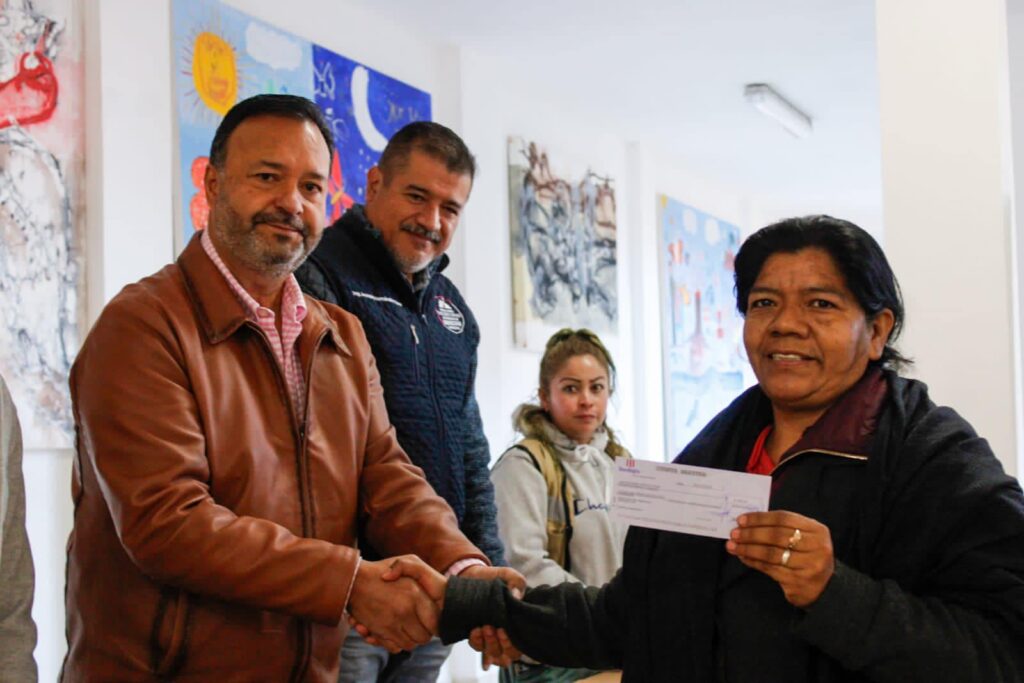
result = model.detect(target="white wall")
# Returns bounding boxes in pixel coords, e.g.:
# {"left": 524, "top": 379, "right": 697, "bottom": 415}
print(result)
{"left": 876, "top": 0, "right": 1022, "bottom": 476}
{"left": 23, "top": 0, "right": 1023, "bottom": 680}
{"left": 458, "top": 48, "right": 638, "bottom": 460}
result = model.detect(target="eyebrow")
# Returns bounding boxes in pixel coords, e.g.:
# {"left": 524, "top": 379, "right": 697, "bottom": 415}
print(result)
{"left": 253, "top": 160, "right": 327, "bottom": 182}
{"left": 406, "top": 183, "right": 465, "bottom": 210}
{"left": 749, "top": 285, "right": 848, "bottom": 297}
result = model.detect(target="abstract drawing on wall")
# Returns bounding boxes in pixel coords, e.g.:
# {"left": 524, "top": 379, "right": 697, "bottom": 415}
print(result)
{"left": 659, "top": 195, "right": 750, "bottom": 457}
{"left": 172, "top": 0, "right": 431, "bottom": 246}
{"left": 507, "top": 136, "right": 617, "bottom": 350}
{"left": 0, "top": 0, "right": 84, "bottom": 448}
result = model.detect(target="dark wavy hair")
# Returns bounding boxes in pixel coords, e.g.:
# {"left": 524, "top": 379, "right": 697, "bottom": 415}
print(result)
{"left": 513, "top": 328, "right": 627, "bottom": 457}
{"left": 733, "top": 215, "right": 910, "bottom": 370}
{"left": 377, "top": 120, "right": 476, "bottom": 181}
{"left": 209, "top": 94, "right": 334, "bottom": 169}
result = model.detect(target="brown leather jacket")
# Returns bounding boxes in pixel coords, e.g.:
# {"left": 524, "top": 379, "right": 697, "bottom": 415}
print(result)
{"left": 62, "top": 236, "right": 485, "bottom": 682}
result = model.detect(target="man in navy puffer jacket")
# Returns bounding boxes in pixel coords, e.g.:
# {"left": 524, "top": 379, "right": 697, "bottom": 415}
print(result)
{"left": 296, "top": 121, "right": 505, "bottom": 682}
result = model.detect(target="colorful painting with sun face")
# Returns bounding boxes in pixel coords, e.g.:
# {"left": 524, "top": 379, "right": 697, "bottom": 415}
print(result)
{"left": 173, "top": 0, "right": 313, "bottom": 247}
{"left": 172, "top": 0, "right": 432, "bottom": 248}
{"left": 658, "top": 194, "right": 752, "bottom": 458}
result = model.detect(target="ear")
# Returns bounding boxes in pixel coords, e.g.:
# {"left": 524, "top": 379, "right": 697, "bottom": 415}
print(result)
{"left": 365, "top": 165, "right": 383, "bottom": 203}
{"left": 539, "top": 388, "right": 551, "bottom": 413}
{"left": 204, "top": 162, "right": 222, "bottom": 207}
{"left": 866, "top": 309, "right": 896, "bottom": 361}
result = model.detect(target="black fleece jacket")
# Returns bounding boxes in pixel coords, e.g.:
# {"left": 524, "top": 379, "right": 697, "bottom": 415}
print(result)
{"left": 441, "top": 370, "right": 1024, "bottom": 682}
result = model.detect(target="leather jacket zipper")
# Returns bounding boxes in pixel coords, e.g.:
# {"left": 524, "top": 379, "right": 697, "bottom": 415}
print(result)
{"left": 250, "top": 322, "right": 325, "bottom": 683}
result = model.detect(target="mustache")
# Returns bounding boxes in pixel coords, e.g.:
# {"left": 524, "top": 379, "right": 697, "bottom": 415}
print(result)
{"left": 401, "top": 222, "right": 441, "bottom": 244}
{"left": 253, "top": 211, "right": 307, "bottom": 235}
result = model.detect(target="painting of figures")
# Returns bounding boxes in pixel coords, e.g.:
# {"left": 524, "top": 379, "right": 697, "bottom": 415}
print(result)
{"left": 659, "top": 195, "right": 751, "bottom": 456}
{"left": 508, "top": 136, "right": 617, "bottom": 349}
{"left": 0, "top": 0, "right": 83, "bottom": 448}
{"left": 173, "top": 0, "right": 431, "bottom": 246}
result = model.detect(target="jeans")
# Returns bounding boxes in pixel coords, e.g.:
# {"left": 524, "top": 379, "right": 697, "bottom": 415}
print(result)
{"left": 338, "top": 629, "right": 452, "bottom": 682}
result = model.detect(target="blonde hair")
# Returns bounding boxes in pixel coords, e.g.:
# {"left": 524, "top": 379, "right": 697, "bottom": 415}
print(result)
{"left": 512, "top": 328, "right": 626, "bottom": 458}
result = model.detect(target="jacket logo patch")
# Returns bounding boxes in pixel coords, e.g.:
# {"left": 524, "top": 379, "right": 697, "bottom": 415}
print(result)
{"left": 434, "top": 296, "right": 465, "bottom": 334}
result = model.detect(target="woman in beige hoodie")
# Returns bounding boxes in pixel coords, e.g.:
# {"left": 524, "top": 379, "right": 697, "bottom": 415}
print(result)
{"left": 491, "top": 329, "right": 628, "bottom": 682}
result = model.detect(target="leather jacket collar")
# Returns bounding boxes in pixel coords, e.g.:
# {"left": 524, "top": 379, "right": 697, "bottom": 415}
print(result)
{"left": 176, "top": 233, "right": 350, "bottom": 356}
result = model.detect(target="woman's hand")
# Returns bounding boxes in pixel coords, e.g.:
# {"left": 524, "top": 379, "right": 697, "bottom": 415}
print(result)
{"left": 726, "top": 510, "right": 834, "bottom": 608}
{"left": 470, "top": 626, "right": 522, "bottom": 668}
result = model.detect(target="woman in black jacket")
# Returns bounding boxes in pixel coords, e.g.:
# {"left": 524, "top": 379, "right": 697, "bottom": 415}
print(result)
{"left": 429, "top": 215, "right": 1024, "bottom": 682}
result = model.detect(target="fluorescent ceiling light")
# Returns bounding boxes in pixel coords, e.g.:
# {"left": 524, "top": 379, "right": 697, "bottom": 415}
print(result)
{"left": 744, "top": 83, "right": 813, "bottom": 139}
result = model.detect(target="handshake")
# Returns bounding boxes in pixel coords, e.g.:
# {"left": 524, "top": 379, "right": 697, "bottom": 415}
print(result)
{"left": 346, "top": 555, "right": 526, "bottom": 667}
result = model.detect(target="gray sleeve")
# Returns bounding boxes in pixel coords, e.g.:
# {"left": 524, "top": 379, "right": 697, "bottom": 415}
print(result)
{"left": 0, "top": 378, "right": 38, "bottom": 681}
{"left": 491, "top": 449, "right": 579, "bottom": 587}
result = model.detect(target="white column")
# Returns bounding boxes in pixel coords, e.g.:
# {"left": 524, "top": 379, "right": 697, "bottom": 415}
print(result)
{"left": 1004, "top": 0, "right": 1024, "bottom": 478}
{"left": 876, "top": 0, "right": 1022, "bottom": 475}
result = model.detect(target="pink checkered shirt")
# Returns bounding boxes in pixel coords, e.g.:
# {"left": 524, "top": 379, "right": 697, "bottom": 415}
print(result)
{"left": 200, "top": 230, "right": 307, "bottom": 420}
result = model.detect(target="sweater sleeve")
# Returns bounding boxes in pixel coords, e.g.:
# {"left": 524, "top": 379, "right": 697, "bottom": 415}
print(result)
{"left": 0, "top": 378, "right": 38, "bottom": 682}
{"left": 794, "top": 557, "right": 1024, "bottom": 682}
{"left": 459, "top": 391, "right": 505, "bottom": 565}
{"left": 491, "top": 448, "right": 579, "bottom": 587}
{"left": 791, "top": 415, "right": 1024, "bottom": 682}
{"left": 439, "top": 572, "right": 626, "bottom": 670}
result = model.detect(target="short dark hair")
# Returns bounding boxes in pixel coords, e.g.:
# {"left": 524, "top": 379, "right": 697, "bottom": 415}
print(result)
{"left": 377, "top": 120, "right": 475, "bottom": 181}
{"left": 733, "top": 215, "right": 910, "bottom": 370}
{"left": 208, "top": 94, "right": 334, "bottom": 168}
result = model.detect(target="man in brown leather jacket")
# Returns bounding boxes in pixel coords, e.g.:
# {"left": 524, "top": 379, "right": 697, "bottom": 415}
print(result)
{"left": 61, "top": 94, "right": 520, "bottom": 682}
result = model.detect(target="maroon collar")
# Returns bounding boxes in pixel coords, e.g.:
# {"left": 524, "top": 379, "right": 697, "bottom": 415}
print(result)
{"left": 779, "top": 366, "right": 888, "bottom": 461}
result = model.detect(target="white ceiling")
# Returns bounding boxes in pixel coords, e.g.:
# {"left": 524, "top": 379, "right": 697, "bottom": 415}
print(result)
{"left": 350, "top": 0, "right": 882, "bottom": 216}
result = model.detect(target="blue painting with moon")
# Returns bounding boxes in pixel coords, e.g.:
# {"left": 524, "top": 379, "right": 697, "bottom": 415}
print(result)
{"left": 171, "top": 0, "right": 432, "bottom": 248}
{"left": 313, "top": 47, "right": 431, "bottom": 222}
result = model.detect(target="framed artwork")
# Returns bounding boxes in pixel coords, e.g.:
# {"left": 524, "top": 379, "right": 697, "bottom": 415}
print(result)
{"left": 0, "top": 0, "right": 84, "bottom": 448}
{"left": 658, "top": 194, "right": 750, "bottom": 457}
{"left": 172, "top": 0, "right": 431, "bottom": 248}
{"left": 507, "top": 136, "right": 617, "bottom": 350}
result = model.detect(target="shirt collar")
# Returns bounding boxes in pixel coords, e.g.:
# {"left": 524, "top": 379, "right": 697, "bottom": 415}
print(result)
{"left": 200, "top": 229, "right": 307, "bottom": 326}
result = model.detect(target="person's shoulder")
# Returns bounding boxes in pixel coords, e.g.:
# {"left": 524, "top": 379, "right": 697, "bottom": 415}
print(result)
{"left": 97, "top": 263, "right": 187, "bottom": 327}
{"left": 304, "top": 295, "right": 372, "bottom": 352}
{"left": 883, "top": 372, "right": 1015, "bottom": 487}
{"left": 492, "top": 443, "right": 541, "bottom": 473}
{"left": 887, "top": 374, "right": 978, "bottom": 445}
{"left": 432, "top": 272, "right": 470, "bottom": 304}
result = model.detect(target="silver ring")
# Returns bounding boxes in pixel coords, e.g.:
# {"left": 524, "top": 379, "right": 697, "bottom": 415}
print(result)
{"left": 787, "top": 528, "right": 802, "bottom": 550}
{"left": 780, "top": 548, "right": 792, "bottom": 567}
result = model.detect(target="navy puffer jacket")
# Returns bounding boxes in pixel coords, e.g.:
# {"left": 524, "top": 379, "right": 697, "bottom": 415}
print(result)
{"left": 296, "top": 205, "right": 505, "bottom": 565}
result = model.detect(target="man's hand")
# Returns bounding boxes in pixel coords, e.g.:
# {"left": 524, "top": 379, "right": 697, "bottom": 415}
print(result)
{"left": 347, "top": 555, "right": 445, "bottom": 653}
{"left": 470, "top": 626, "right": 522, "bottom": 669}
{"left": 458, "top": 565, "right": 526, "bottom": 599}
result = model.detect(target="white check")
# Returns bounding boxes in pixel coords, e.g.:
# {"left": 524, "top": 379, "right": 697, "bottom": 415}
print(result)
{"left": 611, "top": 458, "right": 771, "bottom": 539}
